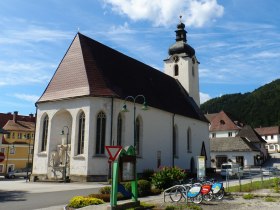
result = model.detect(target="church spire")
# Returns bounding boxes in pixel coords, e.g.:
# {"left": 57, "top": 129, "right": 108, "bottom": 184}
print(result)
{"left": 175, "top": 16, "right": 187, "bottom": 42}
{"left": 168, "top": 16, "right": 195, "bottom": 57}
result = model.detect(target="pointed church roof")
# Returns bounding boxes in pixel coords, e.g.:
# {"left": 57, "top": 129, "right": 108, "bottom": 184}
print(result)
{"left": 38, "top": 33, "right": 207, "bottom": 122}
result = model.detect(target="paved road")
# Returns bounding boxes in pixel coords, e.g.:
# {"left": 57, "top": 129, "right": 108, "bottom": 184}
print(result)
{"left": 0, "top": 178, "right": 107, "bottom": 210}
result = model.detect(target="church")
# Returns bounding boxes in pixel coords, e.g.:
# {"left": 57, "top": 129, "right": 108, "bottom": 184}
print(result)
{"left": 31, "top": 21, "right": 210, "bottom": 182}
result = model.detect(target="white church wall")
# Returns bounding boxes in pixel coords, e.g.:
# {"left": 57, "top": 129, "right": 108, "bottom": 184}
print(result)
{"left": 33, "top": 96, "right": 209, "bottom": 180}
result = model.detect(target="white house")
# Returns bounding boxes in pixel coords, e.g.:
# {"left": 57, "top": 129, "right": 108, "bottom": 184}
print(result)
{"left": 206, "top": 111, "right": 267, "bottom": 168}
{"left": 255, "top": 126, "right": 280, "bottom": 152}
{"left": 31, "top": 22, "right": 210, "bottom": 182}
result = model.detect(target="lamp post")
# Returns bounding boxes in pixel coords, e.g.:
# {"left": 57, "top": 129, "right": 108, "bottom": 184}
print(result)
{"left": 26, "top": 139, "right": 32, "bottom": 182}
{"left": 61, "top": 126, "right": 69, "bottom": 183}
{"left": 122, "top": 95, "right": 148, "bottom": 152}
{"left": 121, "top": 95, "right": 148, "bottom": 202}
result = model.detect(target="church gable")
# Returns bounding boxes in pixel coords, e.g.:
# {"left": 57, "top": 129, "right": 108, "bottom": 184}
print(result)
{"left": 38, "top": 34, "right": 91, "bottom": 102}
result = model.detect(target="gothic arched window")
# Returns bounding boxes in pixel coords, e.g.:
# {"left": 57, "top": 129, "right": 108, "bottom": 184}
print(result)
{"left": 41, "top": 115, "right": 49, "bottom": 151}
{"left": 187, "top": 127, "right": 192, "bottom": 153}
{"left": 77, "top": 112, "right": 85, "bottom": 154}
{"left": 135, "top": 117, "right": 142, "bottom": 156}
{"left": 117, "top": 113, "right": 122, "bottom": 146}
{"left": 96, "top": 111, "right": 106, "bottom": 154}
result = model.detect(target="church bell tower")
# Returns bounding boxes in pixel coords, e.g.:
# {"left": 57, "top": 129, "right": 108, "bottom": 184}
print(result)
{"left": 164, "top": 17, "right": 200, "bottom": 106}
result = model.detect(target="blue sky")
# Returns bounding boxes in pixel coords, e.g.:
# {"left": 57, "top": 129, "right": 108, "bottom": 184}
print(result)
{"left": 0, "top": 0, "right": 279, "bottom": 115}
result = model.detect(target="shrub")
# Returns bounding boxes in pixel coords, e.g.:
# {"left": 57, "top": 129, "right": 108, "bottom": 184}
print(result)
{"left": 151, "top": 166, "right": 186, "bottom": 190}
{"left": 273, "top": 177, "right": 280, "bottom": 193}
{"left": 125, "top": 179, "right": 152, "bottom": 197}
{"left": 165, "top": 206, "right": 176, "bottom": 210}
{"left": 138, "top": 179, "right": 151, "bottom": 196}
{"left": 99, "top": 186, "right": 111, "bottom": 194}
{"left": 68, "top": 196, "right": 104, "bottom": 208}
{"left": 141, "top": 169, "right": 155, "bottom": 181}
{"left": 243, "top": 194, "right": 255, "bottom": 199}
{"left": 264, "top": 197, "right": 276, "bottom": 202}
{"left": 88, "top": 193, "right": 125, "bottom": 202}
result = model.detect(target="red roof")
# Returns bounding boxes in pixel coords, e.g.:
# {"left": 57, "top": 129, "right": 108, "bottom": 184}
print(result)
{"left": 3, "top": 120, "right": 35, "bottom": 132}
{"left": 206, "top": 110, "right": 240, "bottom": 132}
{"left": 0, "top": 112, "right": 35, "bottom": 128}
{"left": 255, "top": 126, "right": 280, "bottom": 135}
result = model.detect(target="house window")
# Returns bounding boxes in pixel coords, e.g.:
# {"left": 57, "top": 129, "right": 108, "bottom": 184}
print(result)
{"left": 265, "top": 136, "right": 268, "bottom": 140}
{"left": 29, "top": 147, "right": 33, "bottom": 154}
{"left": 236, "top": 156, "right": 244, "bottom": 167}
{"left": 117, "top": 113, "right": 122, "bottom": 146}
{"left": 0, "top": 148, "right": 5, "bottom": 153}
{"left": 271, "top": 135, "right": 274, "bottom": 139}
{"left": 10, "top": 146, "right": 15, "bottom": 155}
{"left": 135, "top": 117, "right": 142, "bottom": 156}
{"left": 18, "top": 133, "right": 22, "bottom": 139}
{"left": 228, "top": 132, "right": 232, "bottom": 137}
{"left": 7, "top": 133, "right": 10, "bottom": 139}
{"left": 96, "top": 111, "right": 106, "bottom": 155}
{"left": 12, "top": 132, "right": 15, "bottom": 139}
{"left": 77, "top": 112, "right": 85, "bottom": 155}
{"left": 41, "top": 115, "right": 49, "bottom": 151}
{"left": 187, "top": 127, "right": 192, "bottom": 153}
{"left": 26, "top": 133, "right": 30, "bottom": 139}
{"left": 173, "top": 125, "right": 178, "bottom": 158}
{"left": 174, "top": 64, "right": 179, "bottom": 76}
{"left": 212, "top": 133, "right": 216, "bottom": 138}
{"left": 0, "top": 165, "right": 3, "bottom": 173}
{"left": 31, "top": 133, "right": 34, "bottom": 139}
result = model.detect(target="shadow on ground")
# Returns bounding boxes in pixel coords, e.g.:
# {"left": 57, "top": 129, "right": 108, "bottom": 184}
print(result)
{"left": 0, "top": 190, "right": 27, "bottom": 202}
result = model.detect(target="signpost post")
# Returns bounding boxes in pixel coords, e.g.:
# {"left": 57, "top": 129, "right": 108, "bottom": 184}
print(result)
{"left": 0, "top": 152, "right": 5, "bottom": 163}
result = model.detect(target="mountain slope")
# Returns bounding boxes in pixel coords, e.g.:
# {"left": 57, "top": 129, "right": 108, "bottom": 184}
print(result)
{"left": 200, "top": 79, "right": 280, "bottom": 127}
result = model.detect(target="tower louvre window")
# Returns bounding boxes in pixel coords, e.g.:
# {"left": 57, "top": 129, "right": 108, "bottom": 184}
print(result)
{"left": 174, "top": 64, "right": 179, "bottom": 76}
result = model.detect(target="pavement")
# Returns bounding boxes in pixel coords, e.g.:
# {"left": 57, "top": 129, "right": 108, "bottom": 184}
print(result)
{"left": 2, "top": 153, "right": 280, "bottom": 210}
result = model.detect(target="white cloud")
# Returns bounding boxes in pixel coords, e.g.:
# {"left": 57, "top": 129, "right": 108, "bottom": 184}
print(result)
{"left": 200, "top": 92, "right": 211, "bottom": 104}
{"left": 13, "top": 93, "right": 39, "bottom": 103}
{"left": 0, "top": 27, "right": 72, "bottom": 45}
{"left": 103, "top": 0, "right": 224, "bottom": 27}
{"left": 0, "top": 61, "right": 53, "bottom": 86}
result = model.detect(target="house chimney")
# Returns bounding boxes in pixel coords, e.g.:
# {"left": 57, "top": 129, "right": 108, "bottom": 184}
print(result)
{"left": 13, "top": 111, "right": 18, "bottom": 123}
{"left": 29, "top": 113, "right": 34, "bottom": 118}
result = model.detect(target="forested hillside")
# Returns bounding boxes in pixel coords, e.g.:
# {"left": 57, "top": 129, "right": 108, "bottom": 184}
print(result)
{"left": 200, "top": 79, "right": 280, "bottom": 127}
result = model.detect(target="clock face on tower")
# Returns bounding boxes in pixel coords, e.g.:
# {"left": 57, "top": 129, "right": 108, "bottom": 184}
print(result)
{"left": 172, "top": 55, "right": 179, "bottom": 63}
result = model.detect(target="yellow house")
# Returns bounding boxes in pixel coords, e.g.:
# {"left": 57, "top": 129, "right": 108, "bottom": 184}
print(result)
{"left": 0, "top": 112, "right": 35, "bottom": 174}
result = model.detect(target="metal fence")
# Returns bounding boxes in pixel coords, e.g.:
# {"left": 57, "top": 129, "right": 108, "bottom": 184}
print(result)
{"left": 221, "top": 166, "right": 280, "bottom": 191}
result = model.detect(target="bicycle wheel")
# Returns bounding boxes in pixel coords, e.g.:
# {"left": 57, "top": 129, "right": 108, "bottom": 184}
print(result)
{"left": 191, "top": 193, "right": 203, "bottom": 204}
{"left": 169, "top": 187, "right": 183, "bottom": 202}
{"left": 203, "top": 191, "right": 214, "bottom": 201}
{"left": 215, "top": 188, "right": 225, "bottom": 200}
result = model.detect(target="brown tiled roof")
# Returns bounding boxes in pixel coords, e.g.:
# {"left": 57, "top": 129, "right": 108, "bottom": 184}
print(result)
{"left": 3, "top": 120, "right": 35, "bottom": 132}
{"left": 237, "top": 125, "right": 266, "bottom": 143}
{"left": 0, "top": 112, "right": 35, "bottom": 128}
{"left": 204, "top": 113, "right": 218, "bottom": 122}
{"left": 207, "top": 110, "right": 240, "bottom": 132}
{"left": 210, "top": 137, "right": 260, "bottom": 152}
{"left": 37, "top": 33, "right": 207, "bottom": 122}
{"left": 255, "top": 126, "right": 280, "bottom": 136}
